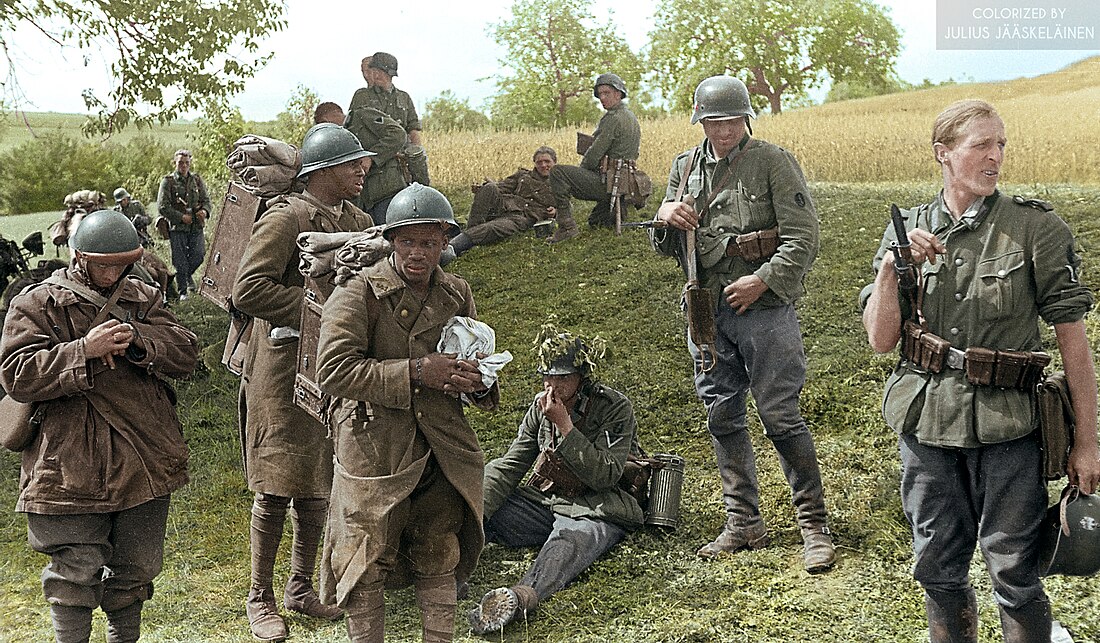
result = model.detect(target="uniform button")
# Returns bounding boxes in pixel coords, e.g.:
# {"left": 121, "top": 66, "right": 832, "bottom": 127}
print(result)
{"left": 401, "top": 309, "right": 409, "bottom": 318}
{"left": 414, "top": 387, "right": 420, "bottom": 394}
{"left": 416, "top": 411, "right": 423, "bottom": 419}
{"left": 749, "top": 195, "right": 757, "bottom": 201}
{"left": 954, "top": 258, "right": 964, "bottom": 266}
{"left": 998, "top": 269, "right": 1006, "bottom": 277}
{"left": 950, "top": 327, "right": 959, "bottom": 336}
{"left": 955, "top": 293, "right": 963, "bottom": 301}
{"left": 718, "top": 227, "right": 727, "bottom": 233}
{"left": 716, "top": 204, "right": 722, "bottom": 209}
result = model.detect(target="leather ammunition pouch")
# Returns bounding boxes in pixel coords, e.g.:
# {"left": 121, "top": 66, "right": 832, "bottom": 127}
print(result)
{"left": 603, "top": 158, "right": 652, "bottom": 209}
{"left": 1037, "top": 370, "right": 1074, "bottom": 480}
{"left": 724, "top": 227, "right": 780, "bottom": 263}
{"left": 900, "top": 320, "right": 1050, "bottom": 390}
{"left": 527, "top": 448, "right": 587, "bottom": 498}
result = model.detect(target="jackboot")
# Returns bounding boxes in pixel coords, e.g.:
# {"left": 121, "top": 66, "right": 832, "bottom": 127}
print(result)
{"left": 925, "top": 588, "right": 979, "bottom": 643}
{"left": 284, "top": 497, "right": 342, "bottom": 621}
{"left": 699, "top": 427, "right": 767, "bottom": 559}
{"left": 50, "top": 604, "right": 93, "bottom": 643}
{"left": 547, "top": 203, "right": 579, "bottom": 244}
{"left": 346, "top": 587, "right": 385, "bottom": 643}
{"left": 772, "top": 431, "right": 834, "bottom": 573}
{"left": 998, "top": 598, "right": 1053, "bottom": 643}
{"left": 105, "top": 601, "right": 143, "bottom": 643}
{"left": 587, "top": 198, "right": 613, "bottom": 228}
{"left": 248, "top": 493, "right": 289, "bottom": 641}
{"left": 415, "top": 574, "right": 457, "bottom": 642}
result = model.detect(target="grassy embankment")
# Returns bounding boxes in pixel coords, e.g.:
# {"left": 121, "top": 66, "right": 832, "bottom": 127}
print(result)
{"left": 2, "top": 57, "right": 1100, "bottom": 642}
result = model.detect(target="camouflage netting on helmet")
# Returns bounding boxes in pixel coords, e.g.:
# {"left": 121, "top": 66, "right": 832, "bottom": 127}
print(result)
{"left": 533, "top": 315, "right": 607, "bottom": 380}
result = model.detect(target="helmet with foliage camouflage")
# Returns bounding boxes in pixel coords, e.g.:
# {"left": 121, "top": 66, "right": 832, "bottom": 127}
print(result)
{"left": 69, "top": 209, "right": 143, "bottom": 265}
{"left": 298, "top": 123, "right": 375, "bottom": 178}
{"left": 383, "top": 183, "right": 460, "bottom": 240}
{"left": 691, "top": 75, "right": 756, "bottom": 125}
{"left": 534, "top": 317, "right": 607, "bottom": 380}
{"left": 369, "top": 52, "right": 399, "bottom": 77}
{"left": 113, "top": 188, "right": 131, "bottom": 203}
{"left": 593, "top": 73, "right": 628, "bottom": 99}
{"left": 1039, "top": 486, "right": 1100, "bottom": 577}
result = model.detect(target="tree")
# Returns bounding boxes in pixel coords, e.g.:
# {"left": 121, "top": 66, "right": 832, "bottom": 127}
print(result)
{"left": 422, "top": 91, "right": 490, "bottom": 132}
{"left": 648, "top": 0, "right": 900, "bottom": 114}
{"left": 1, "top": 0, "right": 286, "bottom": 136}
{"left": 267, "top": 85, "right": 319, "bottom": 147}
{"left": 490, "top": 0, "right": 642, "bottom": 128}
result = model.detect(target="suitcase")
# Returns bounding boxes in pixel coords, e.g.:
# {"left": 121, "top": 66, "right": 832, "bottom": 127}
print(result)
{"left": 294, "top": 283, "right": 330, "bottom": 425}
{"left": 199, "top": 182, "right": 262, "bottom": 311}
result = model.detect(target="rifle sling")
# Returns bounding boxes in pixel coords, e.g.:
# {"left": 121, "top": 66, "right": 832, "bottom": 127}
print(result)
{"left": 45, "top": 274, "right": 132, "bottom": 324}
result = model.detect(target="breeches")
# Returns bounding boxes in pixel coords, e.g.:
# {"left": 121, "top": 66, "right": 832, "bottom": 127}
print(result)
{"left": 26, "top": 497, "right": 171, "bottom": 611}
{"left": 899, "top": 432, "right": 1048, "bottom": 608}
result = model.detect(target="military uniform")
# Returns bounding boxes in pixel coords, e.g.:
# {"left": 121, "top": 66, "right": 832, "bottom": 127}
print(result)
{"left": 315, "top": 257, "right": 493, "bottom": 607}
{"left": 1, "top": 268, "right": 198, "bottom": 641}
{"left": 549, "top": 102, "right": 641, "bottom": 230}
{"left": 861, "top": 191, "right": 1094, "bottom": 613}
{"left": 344, "top": 106, "right": 409, "bottom": 224}
{"left": 156, "top": 169, "right": 212, "bottom": 294}
{"left": 116, "top": 200, "right": 152, "bottom": 247}
{"left": 466, "top": 168, "right": 556, "bottom": 246}
{"left": 348, "top": 84, "right": 430, "bottom": 187}
{"left": 651, "top": 134, "right": 830, "bottom": 554}
{"left": 482, "top": 381, "right": 643, "bottom": 602}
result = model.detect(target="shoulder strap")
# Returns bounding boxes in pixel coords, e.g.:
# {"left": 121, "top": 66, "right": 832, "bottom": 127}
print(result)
{"left": 674, "top": 148, "right": 699, "bottom": 203}
{"left": 45, "top": 274, "right": 131, "bottom": 324}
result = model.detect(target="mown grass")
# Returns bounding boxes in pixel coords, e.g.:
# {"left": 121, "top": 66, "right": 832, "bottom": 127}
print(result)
{"left": 2, "top": 180, "right": 1098, "bottom": 643}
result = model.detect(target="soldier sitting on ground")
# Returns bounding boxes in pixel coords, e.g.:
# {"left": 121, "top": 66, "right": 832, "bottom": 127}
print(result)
{"left": 446, "top": 146, "right": 558, "bottom": 262}
{"left": 468, "top": 323, "right": 644, "bottom": 635}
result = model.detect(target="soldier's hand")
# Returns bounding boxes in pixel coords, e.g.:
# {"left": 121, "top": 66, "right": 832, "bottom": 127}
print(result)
{"left": 83, "top": 319, "right": 133, "bottom": 369}
{"left": 195, "top": 209, "right": 207, "bottom": 224}
{"left": 181, "top": 213, "right": 193, "bottom": 225}
{"left": 724, "top": 275, "right": 769, "bottom": 315}
{"left": 907, "top": 229, "right": 946, "bottom": 265}
{"left": 1068, "top": 441, "right": 1100, "bottom": 495}
{"left": 538, "top": 383, "right": 573, "bottom": 434}
{"left": 419, "top": 352, "right": 483, "bottom": 396}
{"left": 657, "top": 200, "right": 698, "bottom": 231}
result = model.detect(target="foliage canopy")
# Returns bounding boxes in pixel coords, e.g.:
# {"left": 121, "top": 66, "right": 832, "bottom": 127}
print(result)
{"left": 0, "top": 0, "right": 286, "bottom": 136}
{"left": 648, "top": 0, "right": 900, "bottom": 114}
{"left": 423, "top": 91, "right": 491, "bottom": 132}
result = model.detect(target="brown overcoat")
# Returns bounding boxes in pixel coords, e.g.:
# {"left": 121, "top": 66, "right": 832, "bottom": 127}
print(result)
{"left": 0, "top": 269, "right": 198, "bottom": 514}
{"left": 233, "top": 191, "right": 372, "bottom": 498}
{"left": 315, "top": 258, "right": 493, "bottom": 604}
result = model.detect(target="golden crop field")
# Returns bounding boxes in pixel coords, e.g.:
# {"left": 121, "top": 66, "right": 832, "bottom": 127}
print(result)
{"left": 430, "top": 56, "right": 1100, "bottom": 188}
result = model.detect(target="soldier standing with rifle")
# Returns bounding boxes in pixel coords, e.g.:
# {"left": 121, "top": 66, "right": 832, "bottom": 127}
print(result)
{"left": 233, "top": 124, "right": 375, "bottom": 642}
{"left": 546, "top": 73, "right": 640, "bottom": 243}
{"left": 157, "top": 149, "right": 211, "bottom": 300}
{"left": 649, "top": 76, "right": 834, "bottom": 573}
{"left": 861, "top": 99, "right": 1100, "bottom": 641}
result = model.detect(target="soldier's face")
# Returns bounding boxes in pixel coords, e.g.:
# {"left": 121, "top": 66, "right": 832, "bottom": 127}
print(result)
{"left": 361, "top": 61, "right": 373, "bottom": 85}
{"left": 543, "top": 373, "right": 582, "bottom": 404}
{"left": 702, "top": 117, "right": 747, "bottom": 159}
{"left": 936, "top": 115, "right": 1005, "bottom": 203}
{"left": 175, "top": 154, "right": 192, "bottom": 175}
{"left": 79, "top": 255, "right": 129, "bottom": 288}
{"left": 329, "top": 158, "right": 366, "bottom": 199}
{"left": 534, "top": 153, "right": 556, "bottom": 178}
{"left": 392, "top": 225, "right": 447, "bottom": 289}
{"left": 596, "top": 85, "right": 622, "bottom": 110}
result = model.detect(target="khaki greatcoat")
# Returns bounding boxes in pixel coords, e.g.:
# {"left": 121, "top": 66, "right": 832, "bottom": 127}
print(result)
{"left": 233, "top": 192, "right": 373, "bottom": 498}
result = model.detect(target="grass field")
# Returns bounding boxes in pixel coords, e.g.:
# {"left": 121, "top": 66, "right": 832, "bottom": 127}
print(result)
{"left": 0, "top": 111, "right": 197, "bottom": 153}
{"left": 2, "top": 59, "right": 1100, "bottom": 642}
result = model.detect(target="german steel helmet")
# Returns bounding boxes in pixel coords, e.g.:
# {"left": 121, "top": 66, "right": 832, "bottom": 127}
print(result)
{"left": 537, "top": 336, "right": 585, "bottom": 376}
{"left": 369, "top": 51, "right": 399, "bottom": 76}
{"left": 691, "top": 75, "right": 756, "bottom": 124}
{"left": 298, "top": 123, "right": 375, "bottom": 178}
{"left": 113, "top": 188, "right": 131, "bottom": 203}
{"left": 1039, "top": 486, "right": 1100, "bottom": 577}
{"left": 383, "top": 183, "right": 460, "bottom": 240}
{"left": 593, "top": 73, "right": 628, "bottom": 98}
{"left": 69, "top": 209, "right": 144, "bottom": 265}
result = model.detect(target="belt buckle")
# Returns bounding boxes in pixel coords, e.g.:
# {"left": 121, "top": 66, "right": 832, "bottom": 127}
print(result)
{"left": 945, "top": 347, "right": 966, "bottom": 370}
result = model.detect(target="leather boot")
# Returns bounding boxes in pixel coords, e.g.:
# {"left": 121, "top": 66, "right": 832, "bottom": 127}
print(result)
{"left": 998, "top": 599, "right": 1053, "bottom": 643}
{"left": 547, "top": 203, "right": 579, "bottom": 244}
{"left": 284, "top": 498, "right": 342, "bottom": 620}
{"left": 447, "top": 233, "right": 475, "bottom": 261}
{"left": 105, "top": 601, "right": 143, "bottom": 643}
{"left": 248, "top": 494, "right": 289, "bottom": 641}
{"left": 346, "top": 588, "right": 385, "bottom": 643}
{"left": 415, "top": 574, "right": 457, "bottom": 642}
{"left": 50, "top": 604, "right": 93, "bottom": 643}
{"left": 772, "top": 431, "right": 834, "bottom": 573}
{"left": 925, "top": 588, "right": 979, "bottom": 643}
{"left": 468, "top": 584, "right": 539, "bottom": 635}
{"left": 699, "top": 426, "right": 767, "bottom": 559}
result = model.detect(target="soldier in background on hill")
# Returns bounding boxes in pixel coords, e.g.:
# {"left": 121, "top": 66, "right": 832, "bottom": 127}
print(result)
{"left": 348, "top": 52, "right": 431, "bottom": 187}
{"left": 156, "top": 149, "right": 211, "bottom": 300}
{"left": 546, "top": 72, "right": 641, "bottom": 244}
{"left": 446, "top": 146, "right": 558, "bottom": 261}
{"left": 649, "top": 75, "right": 834, "bottom": 573}
{"left": 114, "top": 188, "right": 151, "bottom": 248}
{"left": 233, "top": 123, "right": 375, "bottom": 642}
{"left": 861, "top": 99, "right": 1100, "bottom": 641}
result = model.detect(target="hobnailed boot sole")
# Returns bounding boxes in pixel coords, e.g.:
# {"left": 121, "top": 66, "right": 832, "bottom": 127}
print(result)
{"left": 468, "top": 587, "right": 519, "bottom": 635}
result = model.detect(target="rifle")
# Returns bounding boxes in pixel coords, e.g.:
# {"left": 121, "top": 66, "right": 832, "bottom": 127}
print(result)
{"left": 682, "top": 195, "right": 717, "bottom": 372}
{"left": 609, "top": 159, "right": 625, "bottom": 235}
{"left": 621, "top": 220, "right": 668, "bottom": 230}
{"left": 888, "top": 203, "right": 918, "bottom": 321}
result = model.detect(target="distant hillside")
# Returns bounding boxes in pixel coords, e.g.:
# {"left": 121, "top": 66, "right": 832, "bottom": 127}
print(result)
{"left": 0, "top": 111, "right": 197, "bottom": 152}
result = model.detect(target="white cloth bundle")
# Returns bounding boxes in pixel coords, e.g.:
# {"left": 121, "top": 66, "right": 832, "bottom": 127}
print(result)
{"left": 437, "top": 317, "right": 513, "bottom": 393}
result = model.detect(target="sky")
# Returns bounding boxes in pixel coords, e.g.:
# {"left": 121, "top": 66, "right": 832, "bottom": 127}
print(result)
{"left": 5, "top": 0, "right": 1098, "bottom": 122}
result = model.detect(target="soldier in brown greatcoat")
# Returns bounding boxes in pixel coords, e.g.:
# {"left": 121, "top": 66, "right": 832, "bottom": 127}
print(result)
{"left": 1, "top": 209, "right": 198, "bottom": 643}
{"left": 232, "top": 124, "right": 375, "bottom": 642}
{"left": 315, "top": 183, "right": 497, "bottom": 643}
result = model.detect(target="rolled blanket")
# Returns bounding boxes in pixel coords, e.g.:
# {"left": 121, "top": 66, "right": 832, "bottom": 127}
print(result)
{"left": 238, "top": 164, "right": 299, "bottom": 197}
{"left": 226, "top": 134, "right": 302, "bottom": 197}
{"left": 437, "top": 317, "right": 513, "bottom": 392}
{"left": 297, "top": 228, "right": 391, "bottom": 280}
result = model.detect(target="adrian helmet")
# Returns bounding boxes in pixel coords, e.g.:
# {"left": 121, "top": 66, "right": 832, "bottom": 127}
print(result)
{"left": 298, "top": 123, "right": 375, "bottom": 178}
{"left": 68, "top": 209, "right": 143, "bottom": 265}
{"left": 383, "top": 183, "right": 460, "bottom": 240}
